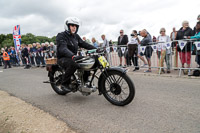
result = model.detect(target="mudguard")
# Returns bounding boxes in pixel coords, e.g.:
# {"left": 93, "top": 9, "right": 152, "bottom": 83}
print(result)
{"left": 47, "top": 64, "right": 61, "bottom": 77}
{"left": 97, "top": 67, "right": 127, "bottom": 94}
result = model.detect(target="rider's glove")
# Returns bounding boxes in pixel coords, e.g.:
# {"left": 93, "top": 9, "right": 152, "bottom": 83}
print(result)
{"left": 72, "top": 55, "right": 84, "bottom": 61}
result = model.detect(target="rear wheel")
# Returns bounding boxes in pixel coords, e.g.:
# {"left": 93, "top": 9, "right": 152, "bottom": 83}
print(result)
{"left": 49, "top": 69, "right": 70, "bottom": 95}
{"left": 100, "top": 70, "right": 135, "bottom": 106}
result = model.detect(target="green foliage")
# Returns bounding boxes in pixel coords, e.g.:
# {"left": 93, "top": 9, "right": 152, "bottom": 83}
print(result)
{"left": 0, "top": 33, "right": 56, "bottom": 49}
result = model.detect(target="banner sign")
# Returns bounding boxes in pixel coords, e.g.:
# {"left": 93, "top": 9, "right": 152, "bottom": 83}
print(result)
{"left": 113, "top": 46, "right": 117, "bottom": 52}
{"left": 13, "top": 25, "right": 21, "bottom": 53}
{"left": 178, "top": 41, "right": 187, "bottom": 50}
{"left": 121, "top": 47, "right": 126, "bottom": 54}
{"left": 194, "top": 42, "right": 200, "bottom": 51}
{"left": 140, "top": 46, "right": 146, "bottom": 54}
{"left": 106, "top": 47, "right": 110, "bottom": 53}
{"left": 151, "top": 45, "right": 157, "bottom": 52}
{"left": 165, "top": 42, "right": 171, "bottom": 50}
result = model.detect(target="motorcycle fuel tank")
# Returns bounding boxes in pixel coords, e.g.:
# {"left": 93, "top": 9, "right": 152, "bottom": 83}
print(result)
{"left": 77, "top": 57, "right": 95, "bottom": 70}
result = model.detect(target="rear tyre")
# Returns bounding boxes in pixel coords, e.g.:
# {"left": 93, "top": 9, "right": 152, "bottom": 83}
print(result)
{"left": 49, "top": 69, "right": 70, "bottom": 95}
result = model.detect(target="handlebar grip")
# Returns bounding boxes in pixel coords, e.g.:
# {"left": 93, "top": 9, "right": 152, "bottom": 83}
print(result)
{"left": 87, "top": 49, "right": 97, "bottom": 54}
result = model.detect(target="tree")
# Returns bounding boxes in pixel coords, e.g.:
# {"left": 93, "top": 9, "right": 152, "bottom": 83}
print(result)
{"left": 0, "top": 34, "right": 6, "bottom": 48}
{"left": 51, "top": 36, "right": 56, "bottom": 44}
{"left": 2, "top": 39, "right": 14, "bottom": 47}
{"left": 0, "top": 33, "right": 57, "bottom": 48}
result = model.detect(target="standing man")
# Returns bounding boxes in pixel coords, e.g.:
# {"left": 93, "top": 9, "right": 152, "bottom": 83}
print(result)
{"left": 193, "top": 14, "right": 200, "bottom": 35}
{"left": 101, "top": 34, "right": 109, "bottom": 48}
{"left": 2, "top": 48, "right": 11, "bottom": 69}
{"left": 170, "top": 27, "right": 177, "bottom": 41}
{"left": 82, "top": 37, "right": 91, "bottom": 44}
{"left": 190, "top": 21, "right": 200, "bottom": 67}
{"left": 140, "top": 29, "right": 153, "bottom": 72}
{"left": 49, "top": 42, "right": 57, "bottom": 58}
{"left": 101, "top": 34, "right": 109, "bottom": 59}
{"left": 117, "top": 29, "right": 128, "bottom": 67}
{"left": 83, "top": 37, "right": 87, "bottom": 41}
{"left": 0, "top": 49, "right": 3, "bottom": 66}
{"left": 21, "top": 44, "right": 30, "bottom": 69}
{"left": 170, "top": 27, "right": 178, "bottom": 68}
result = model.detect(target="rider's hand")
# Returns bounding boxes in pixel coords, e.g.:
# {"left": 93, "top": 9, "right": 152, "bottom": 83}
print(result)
{"left": 72, "top": 55, "right": 83, "bottom": 61}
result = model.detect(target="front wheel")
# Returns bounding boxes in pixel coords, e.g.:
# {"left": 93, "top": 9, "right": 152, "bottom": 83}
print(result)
{"left": 100, "top": 70, "right": 135, "bottom": 106}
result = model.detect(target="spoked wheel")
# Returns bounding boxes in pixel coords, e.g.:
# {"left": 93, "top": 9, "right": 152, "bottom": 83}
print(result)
{"left": 101, "top": 71, "right": 135, "bottom": 106}
{"left": 49, "top": 69, "right": 70, "bottom": 95}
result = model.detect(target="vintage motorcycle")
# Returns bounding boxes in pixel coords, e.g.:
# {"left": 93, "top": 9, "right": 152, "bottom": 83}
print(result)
{"left": 45, "top": 49, "right": 135, "bottom": 106}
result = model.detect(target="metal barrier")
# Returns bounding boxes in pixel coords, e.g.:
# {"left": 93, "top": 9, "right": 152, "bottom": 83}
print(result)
{"left": 99, "top": 39, "right": 200, "bottom": 77}
{"left": 2, "top": 39, "right": 200, "bottom": 77}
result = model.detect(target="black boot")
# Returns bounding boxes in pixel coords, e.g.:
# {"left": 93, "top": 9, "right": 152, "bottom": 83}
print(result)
{"left": 133, "top": 67, "right": 139, "bottom": 71}
{"left": 61, "top": 81, "right": 71, "bottom": 92}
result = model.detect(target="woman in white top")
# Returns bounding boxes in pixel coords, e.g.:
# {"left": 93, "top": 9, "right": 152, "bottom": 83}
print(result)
{"left": 157, "top": 28, "right": 171, "bottom": 73}
{"left": 127, "top": 30, "right": 140, "bottom": 71}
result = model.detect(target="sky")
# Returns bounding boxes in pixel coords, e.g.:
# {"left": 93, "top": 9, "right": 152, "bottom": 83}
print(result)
{"left": 0, "top": 0, "right": 200, "bottom": 42}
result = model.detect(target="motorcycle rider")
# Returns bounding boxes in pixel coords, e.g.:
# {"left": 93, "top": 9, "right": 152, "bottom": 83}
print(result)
{"left": 56, "top": 17, "right": 96, "bottom": 91}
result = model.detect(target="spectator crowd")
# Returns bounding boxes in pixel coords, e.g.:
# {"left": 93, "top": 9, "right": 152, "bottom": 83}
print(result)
{"left": 1, "top": 14, "right": 200, "bottom": 76}
{"left": 0, "top": 42, "right": 56, "bottom": 69}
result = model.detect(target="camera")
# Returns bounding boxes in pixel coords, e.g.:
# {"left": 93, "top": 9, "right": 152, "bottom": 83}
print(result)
{"left": 131, "top": 33, "right": 140, "bottom": 36}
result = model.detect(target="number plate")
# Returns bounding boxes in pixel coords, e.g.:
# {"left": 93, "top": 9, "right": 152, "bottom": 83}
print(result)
{"left": 98, "top": 56, "right": 109, "bottom": 68}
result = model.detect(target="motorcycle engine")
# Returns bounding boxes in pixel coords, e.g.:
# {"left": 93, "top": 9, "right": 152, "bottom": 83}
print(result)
{"left": 78, "top": 82, "right": 97, "bottom": 96}
{"left": 76, "top": 70, "right": 97, "bottom": 96}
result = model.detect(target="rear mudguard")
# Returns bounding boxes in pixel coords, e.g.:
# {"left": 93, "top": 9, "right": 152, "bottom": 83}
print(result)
{"left": 47, "top": 64, "right": 61, "bottom": 77}
{"left": 97, "top": 67, "right": 127, "bottom": 95}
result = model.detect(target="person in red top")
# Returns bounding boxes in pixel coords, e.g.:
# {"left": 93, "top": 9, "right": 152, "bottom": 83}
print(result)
{"left": 2, "top": 48, "right": 11, "bottom": 69}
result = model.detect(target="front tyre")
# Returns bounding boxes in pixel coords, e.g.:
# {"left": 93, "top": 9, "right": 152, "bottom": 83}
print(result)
{"left": 100, "top": 70, "right": 135, "bottom": 106}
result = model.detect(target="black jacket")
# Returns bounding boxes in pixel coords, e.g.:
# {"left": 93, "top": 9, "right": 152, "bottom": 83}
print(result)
{"left": 117, "top": 35, "right": 128, "bottom": 46}
{"left": 21, "top": 47, "right": 29, "bottom": 58}
{"left": 176, "top": 27, "right": 193, "bottom": 52}
{"left": 56, "top": 31, "right": 96, "bottom": 59}
{"left": 193, "top": 27, "right": 196, "bottom": 36}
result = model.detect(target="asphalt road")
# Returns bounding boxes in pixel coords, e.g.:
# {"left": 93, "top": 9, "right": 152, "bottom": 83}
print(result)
{"left": 0, "top": 67, "right": 200, "bottom": 133}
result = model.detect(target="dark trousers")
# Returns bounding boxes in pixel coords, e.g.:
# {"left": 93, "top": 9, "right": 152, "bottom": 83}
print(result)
{"left": 128, "top": 44, "right": 139, "bottom": 68}
{"left": 0, "top": 57, "right": 2, "bottom": 66}
{"left": 21, "top": 57, "right": 26, "bottom": 65}
{"left": 196, "top": 55, "right": 200, "bottom": 66}
{"left": 30, "top": 56, "right": 35, "bottom": 66}
{"left": 10, "top": 56, "right": 13, "bottom": 65}
{"left": 4, "top": 60, "right": 11, "bottom": 69}
{"left": 58, "top": 58, "right": 79, "bottom": 84}
{"left": 22, "top": 56, "right": 31, "bottom": 68}
{"left": 40, "top": 56, "right": 46, "bottom": 66}
{"left": 35, "top": 56, "right": 41, "bottom": 66}
{"left": 14, "top": 56, "right": 20, "bottom": 66}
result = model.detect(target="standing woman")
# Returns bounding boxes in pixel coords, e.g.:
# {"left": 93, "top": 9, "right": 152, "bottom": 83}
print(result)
{"left": 36, "top": 43, "right": 41, "bottom": 67}
{"left": 91, "top": 37, "right": 99, "bottom": 48}
{"left": 128, "top": 30, "right": 140, "bottom": 71}
{"left": 29, "top": 44, "right": 35, "bottom": 66}
{"left": 176, "top": 21, "right": 193, "bottom": 75}
{"left": 21, "top": 44, "right": 30, "bottom": 69}
{"left": 40, "top": 43, "right": 46, "bottom": 67}
{"left": 157, "top": 28, "right": 171, "bottom": 73}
